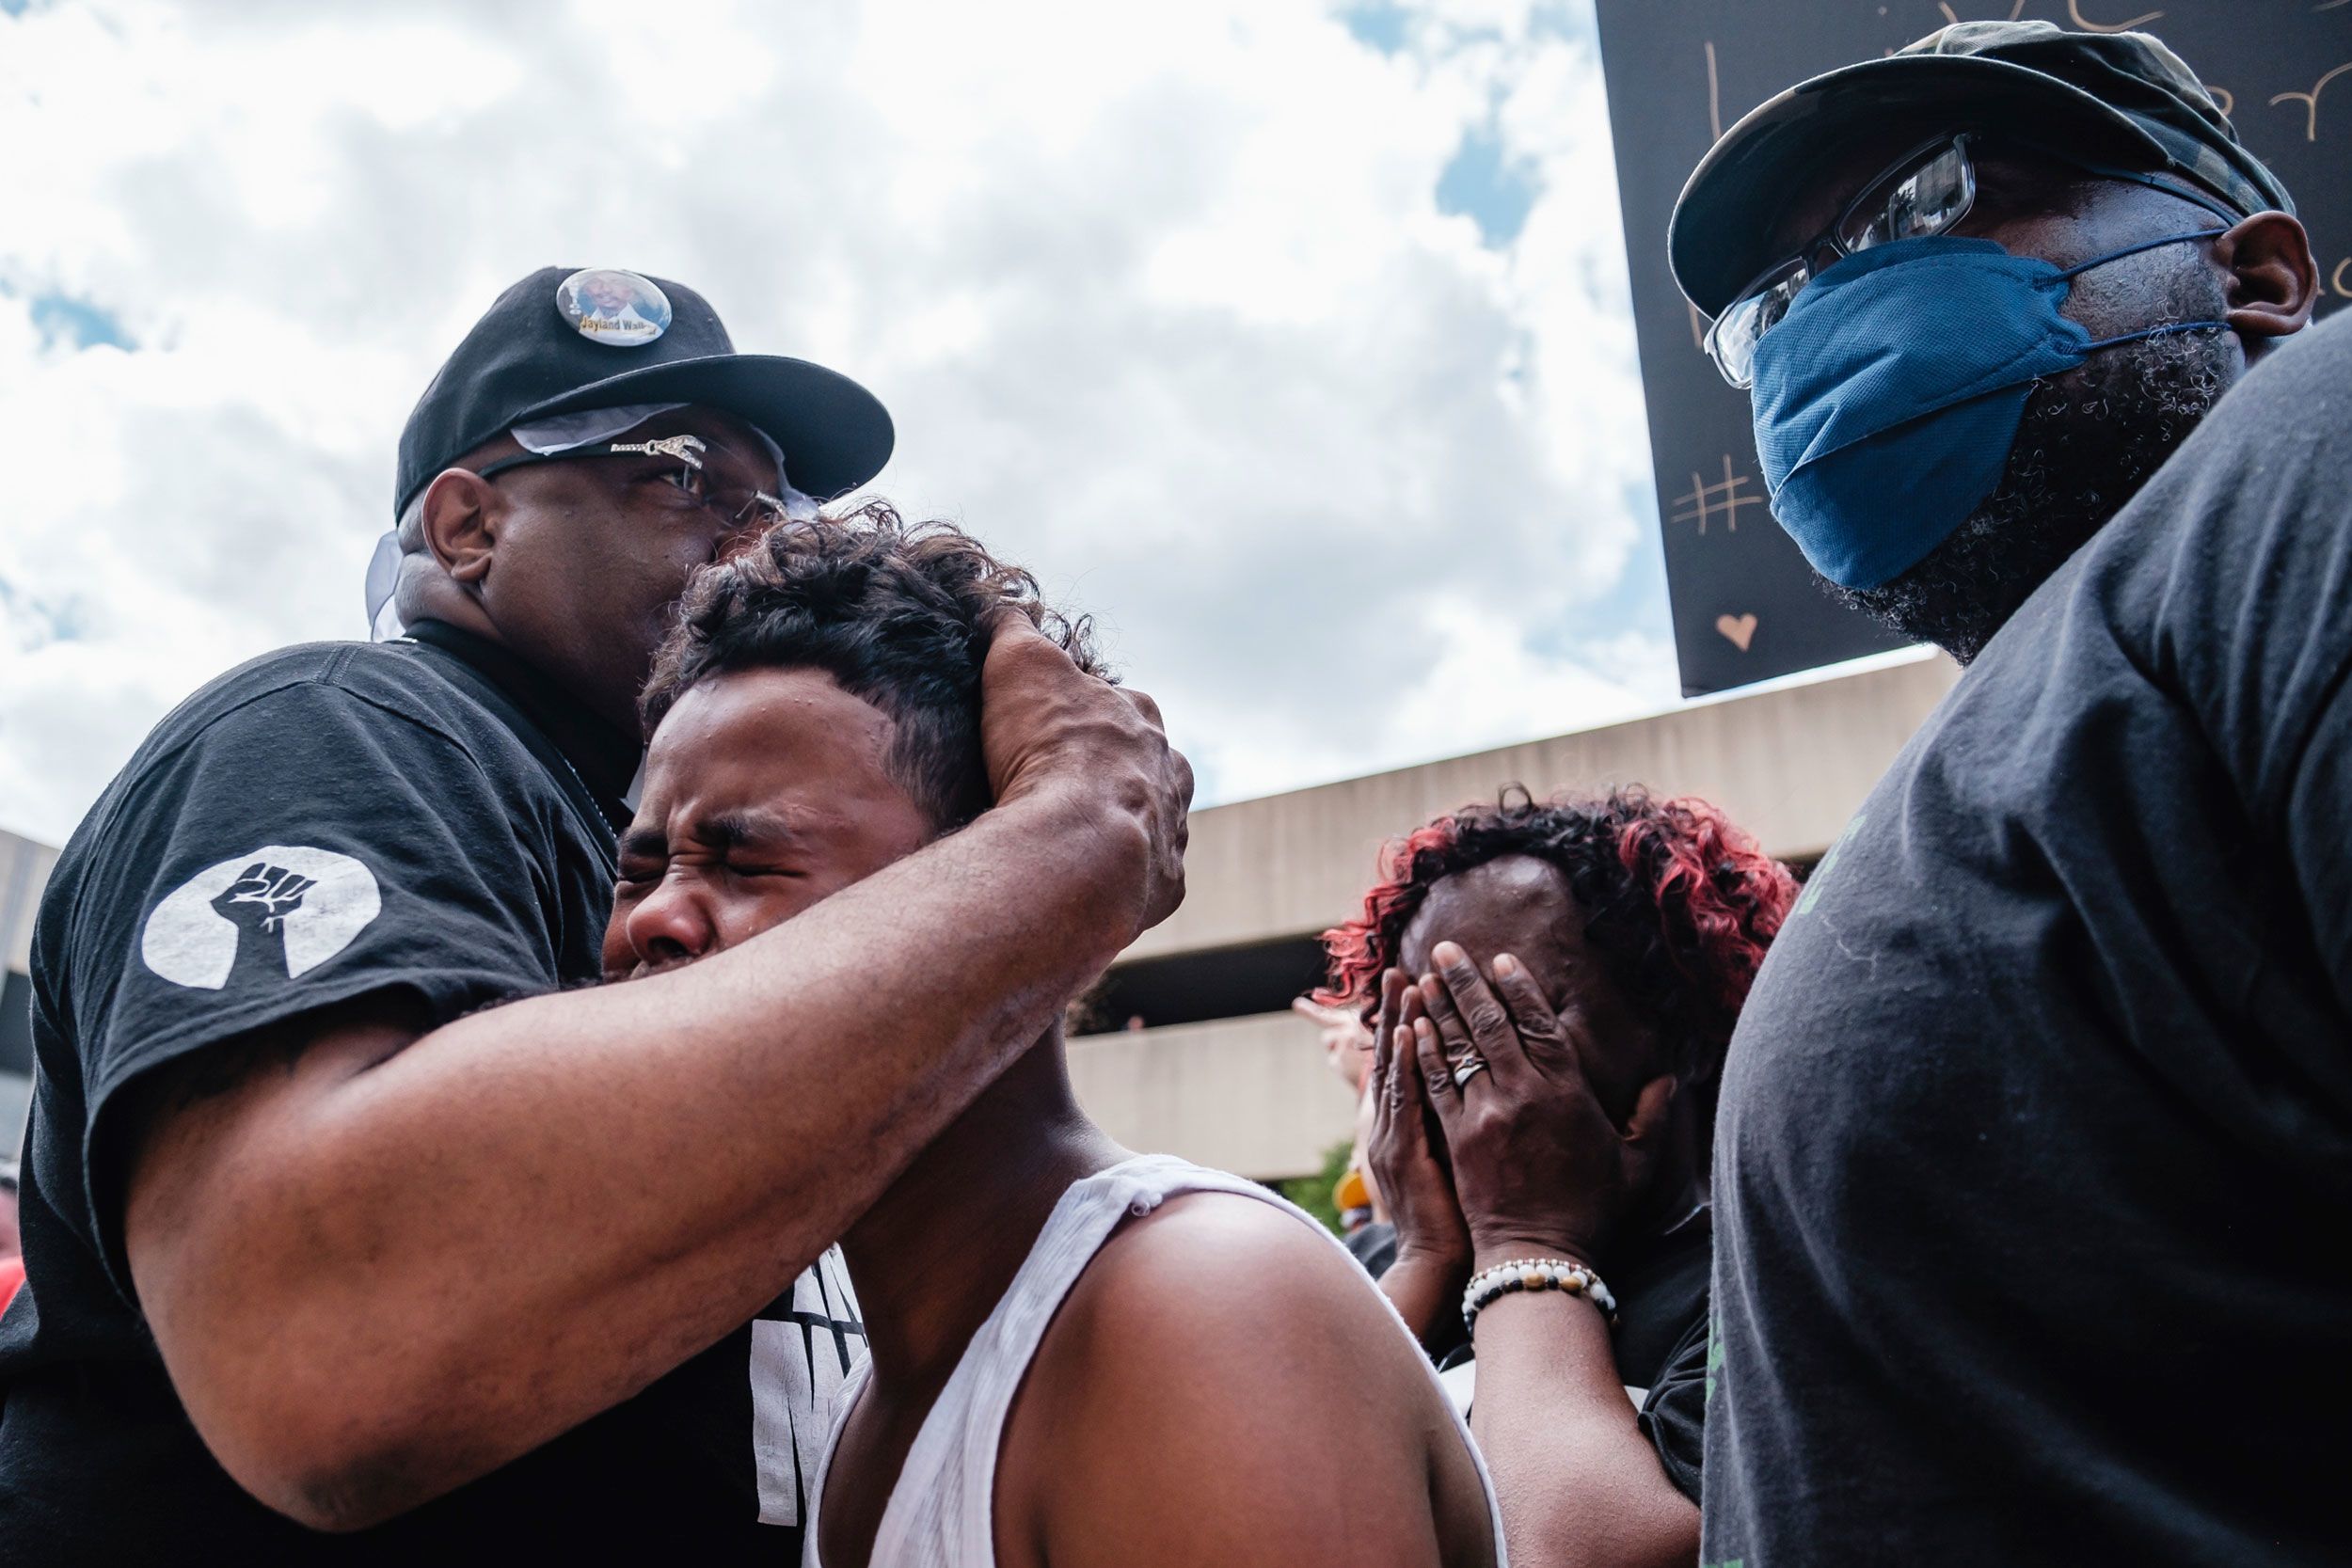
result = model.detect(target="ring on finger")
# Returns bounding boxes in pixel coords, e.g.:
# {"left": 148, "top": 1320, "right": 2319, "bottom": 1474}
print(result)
{"left": 1452, "top": 1054, "right": 1489, "bottom": 1088}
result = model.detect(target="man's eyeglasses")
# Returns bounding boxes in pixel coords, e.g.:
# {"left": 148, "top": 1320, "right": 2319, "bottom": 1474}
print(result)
{"left": 475, "top": 433, "right": 790, "bottom": 532}
{"left": 1701, "top": 132, "right": 2236, "bottom": 389}
{"left": 1704, "top": 134, "right": 1981, "bottom": 389}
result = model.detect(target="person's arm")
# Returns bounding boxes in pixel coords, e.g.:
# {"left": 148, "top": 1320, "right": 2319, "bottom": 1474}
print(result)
{"left": 1402, "top": 944, "right": 1696, "bottom": 1568}
{"left": 998, "top": 1195, "right": 1489, "bottom": 1568}
{"left": 120, "top": 618, "right": 1191, "bottom": 1532}
{"left": 1457, "top": 1291, "right": 1696, "bottom": 1568}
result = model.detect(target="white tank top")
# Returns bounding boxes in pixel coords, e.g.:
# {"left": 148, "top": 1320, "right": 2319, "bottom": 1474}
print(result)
{"left": 800, "top": 1153, "right": 1507, "bottom": 1567}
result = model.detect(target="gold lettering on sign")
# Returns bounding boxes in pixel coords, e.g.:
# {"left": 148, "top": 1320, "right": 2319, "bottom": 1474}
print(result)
{"left": 2331, "top": 257, "right": 2352, "bottom": 300}
{"left": 2208, "top": 86, "right": 2234, "bottom": 118}
{"left": 1673, "top": 455, "right": 1767, "bottom": 536}
{"left": 1704, "top": 40, "right": 1723, "bottom": 142}
{"left": 1715, "top": 612, "right": 1758, "bottom": 652}
{"left": 2067, "top": 1, "right": 2163, "bottom": 29}
{"left": 1684, "top": 40, "right": 1725, "bottom": 357}
{"left": 2271, "top": 61, "right": 2352, "bottom": 141}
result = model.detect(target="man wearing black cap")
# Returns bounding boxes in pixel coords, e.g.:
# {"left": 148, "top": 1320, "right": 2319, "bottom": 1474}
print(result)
{"left": 1667, "top": 24, "right": 2344, "bottom": 1565}
{"left": 0, "top": 266, "right": 1192, "bottom": 1562}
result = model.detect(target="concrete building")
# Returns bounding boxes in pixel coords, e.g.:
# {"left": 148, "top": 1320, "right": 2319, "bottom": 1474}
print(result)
{"left": 1, "top": 829, "right": 56, "bottom": 1156}
{"left": 1066, "top": 652, "right": 1960, "bottom": 1180}
{"left": 0, "top": 650, "right": 1958, "bottom": 1172}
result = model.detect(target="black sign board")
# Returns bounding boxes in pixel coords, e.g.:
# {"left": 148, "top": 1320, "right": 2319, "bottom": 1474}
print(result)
{"left": 1594, "top": 0, "right": 2352, "bottom": 697}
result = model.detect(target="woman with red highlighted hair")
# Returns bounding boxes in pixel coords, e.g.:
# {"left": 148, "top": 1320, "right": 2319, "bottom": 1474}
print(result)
{"left": 1322, "top": 787, "right": 1794, "bottom": 1568}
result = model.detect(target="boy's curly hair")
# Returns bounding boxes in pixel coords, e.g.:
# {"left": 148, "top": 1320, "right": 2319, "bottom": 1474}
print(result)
{"left": 641, "top": 500, "right": 1104, "bottom": 829}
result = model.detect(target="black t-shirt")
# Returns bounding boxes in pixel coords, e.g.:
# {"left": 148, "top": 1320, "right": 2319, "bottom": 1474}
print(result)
{"left": 0, "top": 621, "right": 866, "bottom": 1563}
{"left": 1349, "top": 1211, "right": 1709, "bottom": 1501}
{"left": 1705, "top": 314, "right": 2352, "bottom": 1566}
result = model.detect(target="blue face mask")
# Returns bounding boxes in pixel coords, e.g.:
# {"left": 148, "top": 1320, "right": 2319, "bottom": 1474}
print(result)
{"left": 1747, "top": 229, "right": 2226, "bottom": 590}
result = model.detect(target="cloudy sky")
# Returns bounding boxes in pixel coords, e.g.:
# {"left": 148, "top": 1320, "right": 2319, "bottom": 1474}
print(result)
{"left": 0, "top": 0, "right": 1687, "bottom": 847}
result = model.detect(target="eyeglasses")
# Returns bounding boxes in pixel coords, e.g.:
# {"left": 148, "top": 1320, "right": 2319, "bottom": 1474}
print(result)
{"left": 1703, "top": 133, "right": 2240, "bottom": 389}
{"left": 475, "top": 433, "right": 790, "bottom": 532}
{"left": 1704, "top": 134, "right": 1980, "bottom": 389}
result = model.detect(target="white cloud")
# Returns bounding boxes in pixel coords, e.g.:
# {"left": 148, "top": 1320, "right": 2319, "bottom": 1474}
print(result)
{"left": 0, "top": 0, "right": 1674, "bottom": 847}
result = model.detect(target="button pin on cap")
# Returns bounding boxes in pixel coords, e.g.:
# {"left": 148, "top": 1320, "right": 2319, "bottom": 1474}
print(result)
{"left": 556, "top": 268, "right": 673, "bottom": 347}
{"left": 393, "top": 263, "right": 892, "bottom": 518}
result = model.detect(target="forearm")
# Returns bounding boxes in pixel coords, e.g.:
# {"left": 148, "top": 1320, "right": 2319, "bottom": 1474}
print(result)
{"left": 1377, "top": 1251, "right": 1467, "bottom": 1353}
{"left": 136, "top": 785, "right": 1146, "bottom": 1526}
{"left": 1467, "top": 1287, "right": 1697, "bottom": 1568}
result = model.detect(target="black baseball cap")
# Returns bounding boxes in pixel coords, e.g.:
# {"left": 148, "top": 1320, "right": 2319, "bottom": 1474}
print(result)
{"left": 1669, "top": 22, "right": 2296, "bottom": 318}
{"left": 394, "top": 265, "right": 892, "bottom": 515}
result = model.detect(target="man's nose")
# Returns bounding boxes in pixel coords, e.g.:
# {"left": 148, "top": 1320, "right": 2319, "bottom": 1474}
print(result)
{"left": 625, "top": 876, "right": 719, "bottom": 968}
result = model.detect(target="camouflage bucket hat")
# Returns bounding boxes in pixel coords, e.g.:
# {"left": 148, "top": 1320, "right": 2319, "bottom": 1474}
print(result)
{"left": 1668, "top": 21, "right": 2296, "bottom": 317}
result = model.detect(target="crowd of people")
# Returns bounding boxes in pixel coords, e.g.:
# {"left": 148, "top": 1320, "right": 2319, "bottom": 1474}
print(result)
{"left": 0, "top": 17, "right": 2343, "bottom": 1566}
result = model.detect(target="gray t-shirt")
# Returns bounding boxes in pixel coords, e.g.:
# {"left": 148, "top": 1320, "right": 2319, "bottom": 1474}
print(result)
{"left": 1705, "top": 312, "right": 2352, "bottom": 1566}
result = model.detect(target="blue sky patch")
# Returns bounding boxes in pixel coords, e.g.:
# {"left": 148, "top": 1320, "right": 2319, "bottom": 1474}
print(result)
{"left": 1339, "top": 0, "right": 1409, "bottom": 55}
{"left": 24, "top": 291, "right": 134, "bottom": 353}
{"left": 0, "top": 576, "right": 91, "bottom": 649}
{"left": 1437, "top": 125, "right": 1539, "bottom": 249}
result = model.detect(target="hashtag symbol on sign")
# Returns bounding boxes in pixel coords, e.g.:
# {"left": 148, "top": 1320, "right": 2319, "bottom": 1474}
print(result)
{"left": 1671, "top": 455, "right": 1766, "bottom": 537}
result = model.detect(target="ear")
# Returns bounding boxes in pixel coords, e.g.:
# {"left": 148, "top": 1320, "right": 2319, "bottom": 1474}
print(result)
{"left": 418, "top": 468, "right": 501, "bottom": 590}
{"left": 2214, "top": 210, "right": 2319, "bottom": 348}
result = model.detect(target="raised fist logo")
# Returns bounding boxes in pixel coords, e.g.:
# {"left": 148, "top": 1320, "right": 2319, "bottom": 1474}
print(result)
{"left": 205, "top": 863, "right": 318, "bottom": 986}
{"left": 210, "top": 863, "right": 317, "bottom": 935}
{"left": 143, "top": 846, "right": 381, "bottom": 990}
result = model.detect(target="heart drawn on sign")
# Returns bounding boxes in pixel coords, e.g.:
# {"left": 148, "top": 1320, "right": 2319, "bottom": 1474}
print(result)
{"left": 1715, "top": 613, "right": 1758, "bottom": 652}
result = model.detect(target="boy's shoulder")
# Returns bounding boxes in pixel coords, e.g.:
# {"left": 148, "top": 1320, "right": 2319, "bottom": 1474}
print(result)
{"left": 1052, "top": 1184, "right": 1396, "bottom": 1368}
{"left": 995, "top": 1186, "right": 1494, "bottom": 1567}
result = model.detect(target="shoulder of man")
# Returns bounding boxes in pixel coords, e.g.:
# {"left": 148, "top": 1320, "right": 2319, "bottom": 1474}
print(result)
{"left": 33, "top": 638, "right": 576, "bottom": 1100}
{"left": 40, "top": 635, "right": 543, "bottom": 981}
{"left": 2064, "top": 313, "right": 2352, "bottom": 811}
{"left": 91, "top": 638, "right": 516, "bottom": 802}
{"left": 30, "top": 638, "right": 591, "bottom": 1300}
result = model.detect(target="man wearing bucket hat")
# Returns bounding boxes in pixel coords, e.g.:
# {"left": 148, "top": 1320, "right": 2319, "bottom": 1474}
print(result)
{"left": 0, "top": 266, "right": 1191, "bottom": 1562}
{"left": 1668, "top": 23, "right": 2346, "bottom": 1565}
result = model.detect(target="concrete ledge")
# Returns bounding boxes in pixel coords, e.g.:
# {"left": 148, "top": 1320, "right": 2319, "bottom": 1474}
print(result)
{"left": 1126, "top": 655, "right": 1956, "bottom": 960}
{"left": 2, "top": 832, "right": 59, "bottom": 975}
{"left": 1068, "top": 1011, "right": 1357, "bottom": 1181}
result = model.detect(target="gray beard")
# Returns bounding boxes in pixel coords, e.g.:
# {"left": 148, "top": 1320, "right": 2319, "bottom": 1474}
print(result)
{"left": 1824, "top": 320, "right": 2234, "bottom": 664}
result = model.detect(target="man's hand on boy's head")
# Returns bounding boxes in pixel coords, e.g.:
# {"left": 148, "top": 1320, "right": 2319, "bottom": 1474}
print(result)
{"left": 977, "top": 610, "right": 1193, "bottom": 933}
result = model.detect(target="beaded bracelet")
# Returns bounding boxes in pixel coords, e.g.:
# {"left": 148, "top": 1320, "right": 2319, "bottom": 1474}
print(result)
{"left": 1461, "top": 1257, "right": 1618, "bottom": 1334}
